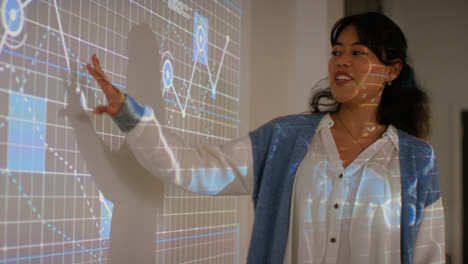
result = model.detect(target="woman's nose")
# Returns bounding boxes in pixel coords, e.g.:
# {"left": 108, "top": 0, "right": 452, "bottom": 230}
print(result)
{"left": 336, "top": 54, "right": 351, "bottom": 67}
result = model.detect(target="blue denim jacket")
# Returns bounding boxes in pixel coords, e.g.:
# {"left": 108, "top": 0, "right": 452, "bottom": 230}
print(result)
{"left": 248, "top": 114, "right": 441, "bottom": 264}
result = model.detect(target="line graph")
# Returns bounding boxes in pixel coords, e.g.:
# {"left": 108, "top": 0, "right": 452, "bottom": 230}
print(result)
{"left": 162, "top": 11, "right": 230, "bottom": 118}
{"left": 162, "top": 35, "right": 229, "bottom": 117}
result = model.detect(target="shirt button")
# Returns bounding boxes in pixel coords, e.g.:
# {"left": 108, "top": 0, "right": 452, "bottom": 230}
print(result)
{"left": 334, "top": 203, "right": 339, "bottom": 209}
{"left": 339, "top": 173, "right": 343, "bottom": 179}
{"left": 330, "top": 237, "right": 336, "bottom": 243}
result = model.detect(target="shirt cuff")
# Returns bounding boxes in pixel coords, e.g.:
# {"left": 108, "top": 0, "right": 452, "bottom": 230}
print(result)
{"left": 110, "top": 94, "right": 147, "bottom": 132}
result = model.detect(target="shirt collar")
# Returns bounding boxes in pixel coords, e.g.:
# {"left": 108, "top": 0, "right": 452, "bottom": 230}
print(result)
{"left": 382, "top": 125, "right": 399, "bottom": 152}
{"left": 317, "top": 113, "right": 335, "bottom": 131}
{"left": 317, "top": 113, "right": 399, "bottom": 152}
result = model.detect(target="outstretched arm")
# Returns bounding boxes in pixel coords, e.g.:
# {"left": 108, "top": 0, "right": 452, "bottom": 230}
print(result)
{"left": 86, "top": 55, "right": 253, "bottom": 196}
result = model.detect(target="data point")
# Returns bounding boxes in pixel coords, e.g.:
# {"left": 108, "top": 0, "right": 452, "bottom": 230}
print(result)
{"left": 2, "top": 0, "right": 25, "bottom": 37}
{"left": 163, "top": 58, "right": 173, "bottom": 89}
{"left": 211, "top": 86, "right": 216, "bottom": 99}
{"left": 193, "top": 12, "right": 209, "bottom": 64}
{"left": 196, "top": 25, "right": 206, "bottom": 52}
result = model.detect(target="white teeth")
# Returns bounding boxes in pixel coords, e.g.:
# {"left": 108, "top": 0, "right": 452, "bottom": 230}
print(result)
{"left": 335, "top": 75, "right": 352, "bottom": 80}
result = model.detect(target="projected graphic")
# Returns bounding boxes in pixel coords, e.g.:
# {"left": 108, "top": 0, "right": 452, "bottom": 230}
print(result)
{"left": 7, "top": 93, "right": 47, "bottom": 171}
{"left": 0, "top": 0, "right": 29, "bottom": 54}
{"left": 0, "top": 0, "right": 243, "bottom": 263}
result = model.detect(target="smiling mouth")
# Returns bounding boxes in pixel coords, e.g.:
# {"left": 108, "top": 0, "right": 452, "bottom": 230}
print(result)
{"left": 335, "top": 75, "right": 353, "bottom": 81}
{"left": 334, "top": 71, "right": 354, "bottom": 81}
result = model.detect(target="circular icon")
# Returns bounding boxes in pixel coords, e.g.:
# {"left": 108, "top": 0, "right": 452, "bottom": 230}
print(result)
{"left": 2, "top": 0, "right": 24, "bottom": 37}
{"left": 196, "top": 25, "right": 206, "bottom": 52}
{"left": 162, "top": 59, "right": 173, "bottom": 88}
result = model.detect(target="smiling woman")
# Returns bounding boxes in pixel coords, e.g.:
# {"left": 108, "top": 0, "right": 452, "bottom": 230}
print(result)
{"left": 311, "top": 12, "right": 430, "bottom": 141}
{"left": 328, "top": 25, "right": 399, "bottom": 106}
{"left": 303, "top": 13, "right": 443, "bottom": 263}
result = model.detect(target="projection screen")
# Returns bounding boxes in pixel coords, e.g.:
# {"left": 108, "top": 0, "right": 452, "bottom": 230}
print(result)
{"left": 0, "top": 0, "right": 245, "bottom": 263}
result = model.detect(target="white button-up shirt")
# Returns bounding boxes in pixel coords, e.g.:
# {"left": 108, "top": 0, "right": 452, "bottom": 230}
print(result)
{"left": 284, "top": 114, "right": 402, "bottom": 263}
{"left": 282, "top": 114, "right": 445, "bottom": 264}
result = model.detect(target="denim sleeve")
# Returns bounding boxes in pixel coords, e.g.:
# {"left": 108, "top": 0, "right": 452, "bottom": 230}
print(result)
{"left": 110, "top": 94, "right": 149, "bottom": 132}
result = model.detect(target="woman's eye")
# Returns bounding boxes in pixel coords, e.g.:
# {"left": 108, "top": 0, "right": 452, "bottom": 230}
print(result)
{"left": 353, "top": 51, "right": 365, "bottom": 55}
{"left": 331, "top": 51, "right": 341, "bottom": 56}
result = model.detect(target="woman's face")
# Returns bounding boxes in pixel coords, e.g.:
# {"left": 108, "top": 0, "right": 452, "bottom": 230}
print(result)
{"left": 328, "top": 25, "right": 395, "bottom": 106}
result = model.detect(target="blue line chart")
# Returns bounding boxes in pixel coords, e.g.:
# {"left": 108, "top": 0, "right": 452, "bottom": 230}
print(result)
{"left": 161, "top": 11, "right": 230, "bottom": 118}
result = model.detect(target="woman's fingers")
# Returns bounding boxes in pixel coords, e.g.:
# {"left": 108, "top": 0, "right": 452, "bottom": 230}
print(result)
{"left": 86, "top": 63, "right": 99, "bottom": 80}
{"left": 92, "top": 55, "right": 109, "bottom": 82}
{"left": 87, "top": 54, "right": 126, "bottom": 115}
{"left": 87, "top": 58, "right": 111, "bottom": 90}
{"left": 93, "top": 105, "right": 110, "bottom": 114}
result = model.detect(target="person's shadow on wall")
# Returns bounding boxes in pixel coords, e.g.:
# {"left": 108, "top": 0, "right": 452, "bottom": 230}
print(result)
{"left": 65, "top": 23, "right": 165, "bottom": 264}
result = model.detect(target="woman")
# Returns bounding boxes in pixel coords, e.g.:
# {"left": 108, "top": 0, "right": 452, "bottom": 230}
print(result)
{"left": 86, "top": 12, "right": 444, "bottom": 264}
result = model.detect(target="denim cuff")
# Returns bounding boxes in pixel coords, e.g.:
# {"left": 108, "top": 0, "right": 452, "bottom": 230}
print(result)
{"left": 110, "top": 94, "right": 146, "bottom": 132}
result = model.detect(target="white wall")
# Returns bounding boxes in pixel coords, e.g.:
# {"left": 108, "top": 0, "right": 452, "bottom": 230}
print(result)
{"left": 295, "top": 0, "right": 328, "bottom": 114}
{"left": 249, "top": 0, "right": 343, "bottom": 128}
{"left": 237, "top": 1, "right": 252, "bottom": 262}
{"left": 249, "top": 0, "right": 296, "bottom": 128}
{"left": 384, "top": 0, "right": 468, "bottom": 262}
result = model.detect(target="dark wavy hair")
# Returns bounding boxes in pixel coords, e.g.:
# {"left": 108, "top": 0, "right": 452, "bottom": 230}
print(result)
{"left": 310, "top": 12, "right": 431, "bottom": 140}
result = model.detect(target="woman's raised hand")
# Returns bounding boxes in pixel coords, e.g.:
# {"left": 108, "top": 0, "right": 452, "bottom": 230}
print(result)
{"left": 86, "top": 54, "right": 126, "bottom": 115}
